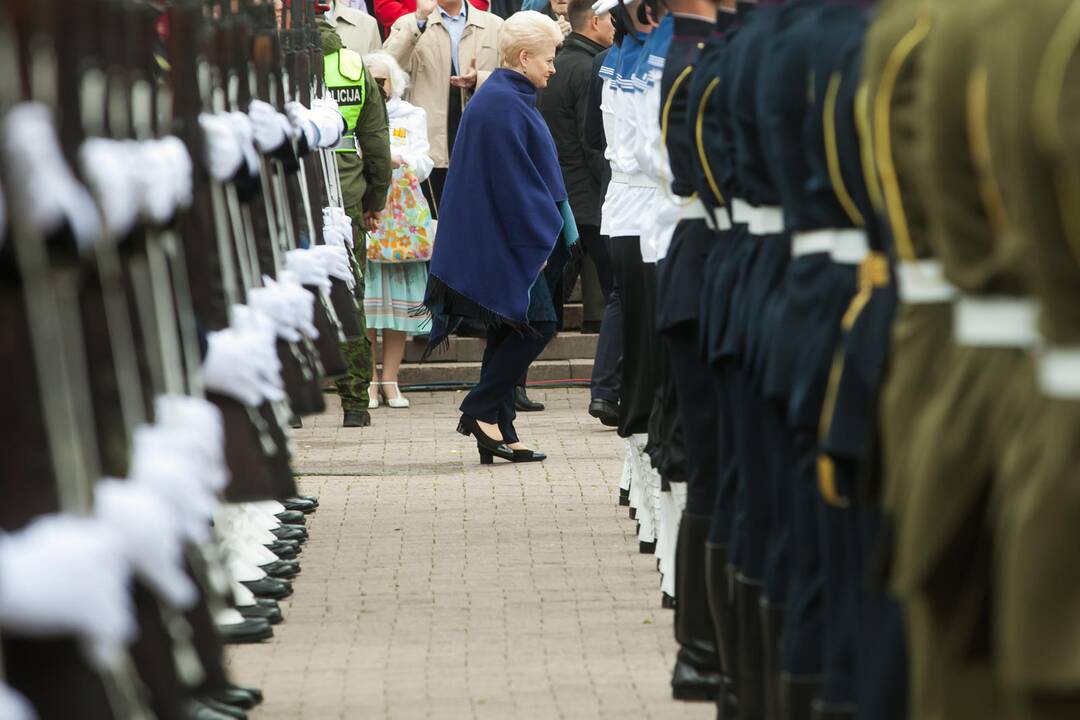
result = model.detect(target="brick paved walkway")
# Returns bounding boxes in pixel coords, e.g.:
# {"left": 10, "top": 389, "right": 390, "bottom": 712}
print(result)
{"left": 226, "top": 388, "right": 711, "bottom": 720}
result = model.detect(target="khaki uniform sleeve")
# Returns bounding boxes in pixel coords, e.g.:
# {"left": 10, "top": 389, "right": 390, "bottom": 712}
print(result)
{"left": 355, "top": 66, "right": 393, "bottom": 212}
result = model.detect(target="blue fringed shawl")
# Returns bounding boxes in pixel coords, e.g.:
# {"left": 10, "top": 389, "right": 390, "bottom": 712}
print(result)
{"left": 421, "top": 69, "right": 576, "bottom": 349}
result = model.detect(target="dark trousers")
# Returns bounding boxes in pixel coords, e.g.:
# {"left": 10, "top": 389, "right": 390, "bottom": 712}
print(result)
{"left": 591, "top": 233, "right": 622, "bottom": 403}
{"left": 610, "top": 236, "right": 655, "bottom": 437}
{"left": 460, "top": 322, "right": 556, "bottom": 443}
{"left": 667, "top": 331, "right": 720, "bottom": 515}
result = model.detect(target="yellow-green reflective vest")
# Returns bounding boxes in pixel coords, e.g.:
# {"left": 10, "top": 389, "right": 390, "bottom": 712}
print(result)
{"left": 323, "top": 48, "right": 366, "bottom": 151}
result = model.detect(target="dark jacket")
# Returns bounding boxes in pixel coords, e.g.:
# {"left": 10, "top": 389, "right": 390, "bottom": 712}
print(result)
{"left": 538, "top": 33, "right": 608, "bottom": 227}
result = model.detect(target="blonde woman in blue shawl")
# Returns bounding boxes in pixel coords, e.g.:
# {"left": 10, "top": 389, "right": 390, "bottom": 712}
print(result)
{"left": 420, "top": 11, "right": 579, "bottom": 464}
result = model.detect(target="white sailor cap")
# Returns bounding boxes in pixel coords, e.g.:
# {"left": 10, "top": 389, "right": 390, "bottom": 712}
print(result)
{"left": 591, "top": 0, "right": 621, "bottom": 16}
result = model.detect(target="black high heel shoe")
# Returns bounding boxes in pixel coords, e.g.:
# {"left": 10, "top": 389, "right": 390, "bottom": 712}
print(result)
{"left": 510, "top": 448, "right": 546, "bottom": 463}
{"left": 457, "top": 415, "right": 515, "bottom": 464}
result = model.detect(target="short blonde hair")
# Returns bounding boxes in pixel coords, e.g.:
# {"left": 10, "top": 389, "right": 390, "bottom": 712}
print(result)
{"left": 363, "top": 51, "right": 410, "bottom": 100}
{"left": 499, "top": 11, "right": 562, "bottom": 68}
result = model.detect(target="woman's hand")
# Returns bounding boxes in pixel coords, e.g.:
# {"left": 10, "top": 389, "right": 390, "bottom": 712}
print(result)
{"left": 391, "top": 152, "right": 406, "bottom": 169}
{"left": 363, "top": 211, "right": 380, "bottom": 233}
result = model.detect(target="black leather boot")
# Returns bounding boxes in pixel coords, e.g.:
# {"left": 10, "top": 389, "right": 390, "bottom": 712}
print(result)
{"left": 780, "top": 675, "right": 821, "bottom": 720}
{"left": 342, "top": 410, "right": 371, "bottom": 427}
{"left": 761, "top": 600, "right": 785, "bottom": 720}
{"left": 736, "top": 578, "right": 766, "bottom": 720}
{"left": 514, "top": 385, "right": 545, "bottom": 411}
{"left": 671, "top": 513, "right": 722, "bottom": 702}
{"left": 705, "top": 544, "right": 738, "bottom": 718}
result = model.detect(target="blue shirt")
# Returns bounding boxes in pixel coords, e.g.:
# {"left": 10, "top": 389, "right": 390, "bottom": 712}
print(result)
{"left": 419, "top": 3, "right": 469, "bottom": 74}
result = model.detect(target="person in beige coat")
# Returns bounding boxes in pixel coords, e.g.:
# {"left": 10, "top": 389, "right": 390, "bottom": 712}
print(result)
{"left": 383, "top": 0, "right": 502, "bottom": 208}
{"left": 327, "top": 1, "right": 384, "bottom": 55}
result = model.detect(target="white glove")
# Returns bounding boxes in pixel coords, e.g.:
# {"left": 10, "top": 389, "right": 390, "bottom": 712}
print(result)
{"left": 129, "top": 140, "right": 177, "bottom": 227}
{"left": 153, "top": 394, "right": 228, "bottom": 492}
{"left": 284, "top": 248, "right": 333, "bottom": 291}
{"left": 0, "top": 102, "right": 102, "bottom": 252}
{"left": 285, "top": 101, "right": 320, "bottom": 150}
{"left": 94, "top": 479, "right": 198, "bottom": 609}
{"left": 201, "top": 327, "right": 284, "bottom": 406}
{"left": 199, "top": 112, "right": 243, "bottom": 181}
{"left": 322, "top": 206, "right": 354, "bottom": 249}
{"left": 275, "top": 271, "right": 319, "bottom": 340}
{"left": 129, "top": 426, "right": 218, "bottom": 544}
{"left": 311, "top": 97, "right": 344, "bottom": 148}
{"left": 0, "top": 514, "right": 136, "bottom": 666}
{"left": 158, "top": 136, "right": 194, "bottom": 209}
{"left": 78, "top": 139, "right": 141, "bottom": 240}
{"left": 0, "top": 683, "right": 35, "bottom": 720}
{"left": 247, "top": 281, "right": 303, "bottom": 343}
{"left": 307, "top": 244, "right": 354, "bottom": 286}
{"left": 226, "top": 111, "right": 261, "bottom": 178}
{"left": 248, "top": 99, "right": 287, "bottom": 154}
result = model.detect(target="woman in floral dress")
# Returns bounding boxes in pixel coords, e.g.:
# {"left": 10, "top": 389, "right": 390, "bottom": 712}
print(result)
{"left": 363, "top": 52, "right": 435, "bottom": 409}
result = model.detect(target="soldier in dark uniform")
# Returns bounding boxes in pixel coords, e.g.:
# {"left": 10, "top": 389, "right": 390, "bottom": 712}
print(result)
{"left": 652, "top": 0, "right": 730, "bottom": 703}
{"left": 681, "top": 5, "right": 742, "bottom": 715}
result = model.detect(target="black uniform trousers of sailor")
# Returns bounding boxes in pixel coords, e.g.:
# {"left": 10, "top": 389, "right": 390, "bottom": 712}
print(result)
{"left": 610, "top": 236, "right": 656, "bottom": 437}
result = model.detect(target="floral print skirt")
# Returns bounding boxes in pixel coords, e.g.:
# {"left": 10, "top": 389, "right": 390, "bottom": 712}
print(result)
{"left": 363, "top": 260, "right": 430, "bottom": 335}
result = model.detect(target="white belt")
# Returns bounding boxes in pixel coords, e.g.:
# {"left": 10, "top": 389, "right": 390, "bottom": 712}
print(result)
{"left": 953, "top": 295, "right": 1039, "bottom": 348}
{"left": 896, "top": 260, "right": 957, "bottom": 304}
{"left": 791, "top": 230, "right": 835, "bottom": 258}
{"left": 713, "top": 208, "right": 732, "bottom": 231}
{"left": 748, "top": 205, "right": 785, "bottom": 236}
{"left": 1038, "top": 346, "right": 1080, "bottom": 399}
{"left": 830, "top": 229, "right": 870, "bottom": 264}
{"left": 731, "top": 198, "right": 753, "bottom": 225}
{"left": 611, "top": 171, "right": 657, "bottom": 189}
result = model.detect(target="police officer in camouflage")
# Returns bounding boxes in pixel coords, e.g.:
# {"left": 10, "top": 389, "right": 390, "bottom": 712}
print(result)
{"left": 320, "top": 18, "right": 393, "bottom": 427}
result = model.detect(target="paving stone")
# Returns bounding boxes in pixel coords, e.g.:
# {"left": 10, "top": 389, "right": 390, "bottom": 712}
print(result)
{"left": 225, "top": 389, "right": 710, "bottom": 720}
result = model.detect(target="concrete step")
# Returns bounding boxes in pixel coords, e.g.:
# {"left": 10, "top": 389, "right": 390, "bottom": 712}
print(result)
{"left": 392, "top": 331, "right": 599, "bottom": 364}
{"left": 398, "top": 358, "right": 594, "bottom": 386}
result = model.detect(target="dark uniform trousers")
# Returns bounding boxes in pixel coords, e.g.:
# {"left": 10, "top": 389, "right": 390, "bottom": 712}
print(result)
{"left": 610, "top": 236, "right": 657, "bottom": 438}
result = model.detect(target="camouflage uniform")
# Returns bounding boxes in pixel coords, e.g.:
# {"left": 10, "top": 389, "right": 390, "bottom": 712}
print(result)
{"left": 319, "top": 21, "right": 392, "bottom": 413}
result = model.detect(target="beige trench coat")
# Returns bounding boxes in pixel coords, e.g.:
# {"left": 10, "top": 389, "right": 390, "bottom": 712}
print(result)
{"left": 384, "top": 7, "right": 503, "bottom": 168}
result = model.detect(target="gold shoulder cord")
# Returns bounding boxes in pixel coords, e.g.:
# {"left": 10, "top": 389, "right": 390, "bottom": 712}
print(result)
{"left": 965, "top": 66, "right": 1010, "bottom": 239}
{"left": 695, "top": 76, "right": 725, "bottom": 207}
{"left": 659, "top": 65, "right": 698, "bottom": 206}
{"left": 854, "top": 83, "right": 884, "bottom": 214}
{"left": 872, "top": 10, "right": 932, "bottom": 262}
{"left": 823, "top": 71, "right": 865, "bottom": 227}
{"left": 1033, "top": 1, "right": 1080, "bottom": 271}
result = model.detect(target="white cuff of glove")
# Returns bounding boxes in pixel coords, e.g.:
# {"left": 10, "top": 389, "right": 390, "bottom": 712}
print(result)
{"left": 95, "top": 479, "right": 198, "bottom": 610}
{"left": 0, "top": 515, "right": 137, "bottom": 660}
{"left": 129, "top": 426, "right": 219, "bottom": 543}
{"left": 248, "top": 99, "right": 288, "bottom": 154}
{"left": 199, "top": 112, "right": 244, "bottom": 182}
{"left": 284, "top": 249, "right": 334, "bottom": 291}
{"left": 1, "top": 102, "right": 102, "bottom": 252}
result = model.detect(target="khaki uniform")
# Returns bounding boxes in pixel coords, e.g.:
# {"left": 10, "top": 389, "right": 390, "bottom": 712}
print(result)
{"left": 863, "top": 0, "right": 954, "bottom": 550}
{"left": 898, "top": 2, "right": 1042, "bottom": 718}
{"left": 986, "top": 2, "right": 1080, "bottom": 716}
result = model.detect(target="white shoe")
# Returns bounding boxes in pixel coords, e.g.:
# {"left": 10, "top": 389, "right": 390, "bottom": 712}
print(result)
{"left": 382, "top": 381, "right": 410, "bottom": 408}
{"left": 368, "top": 382, "right": 380, "bottom": 409}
